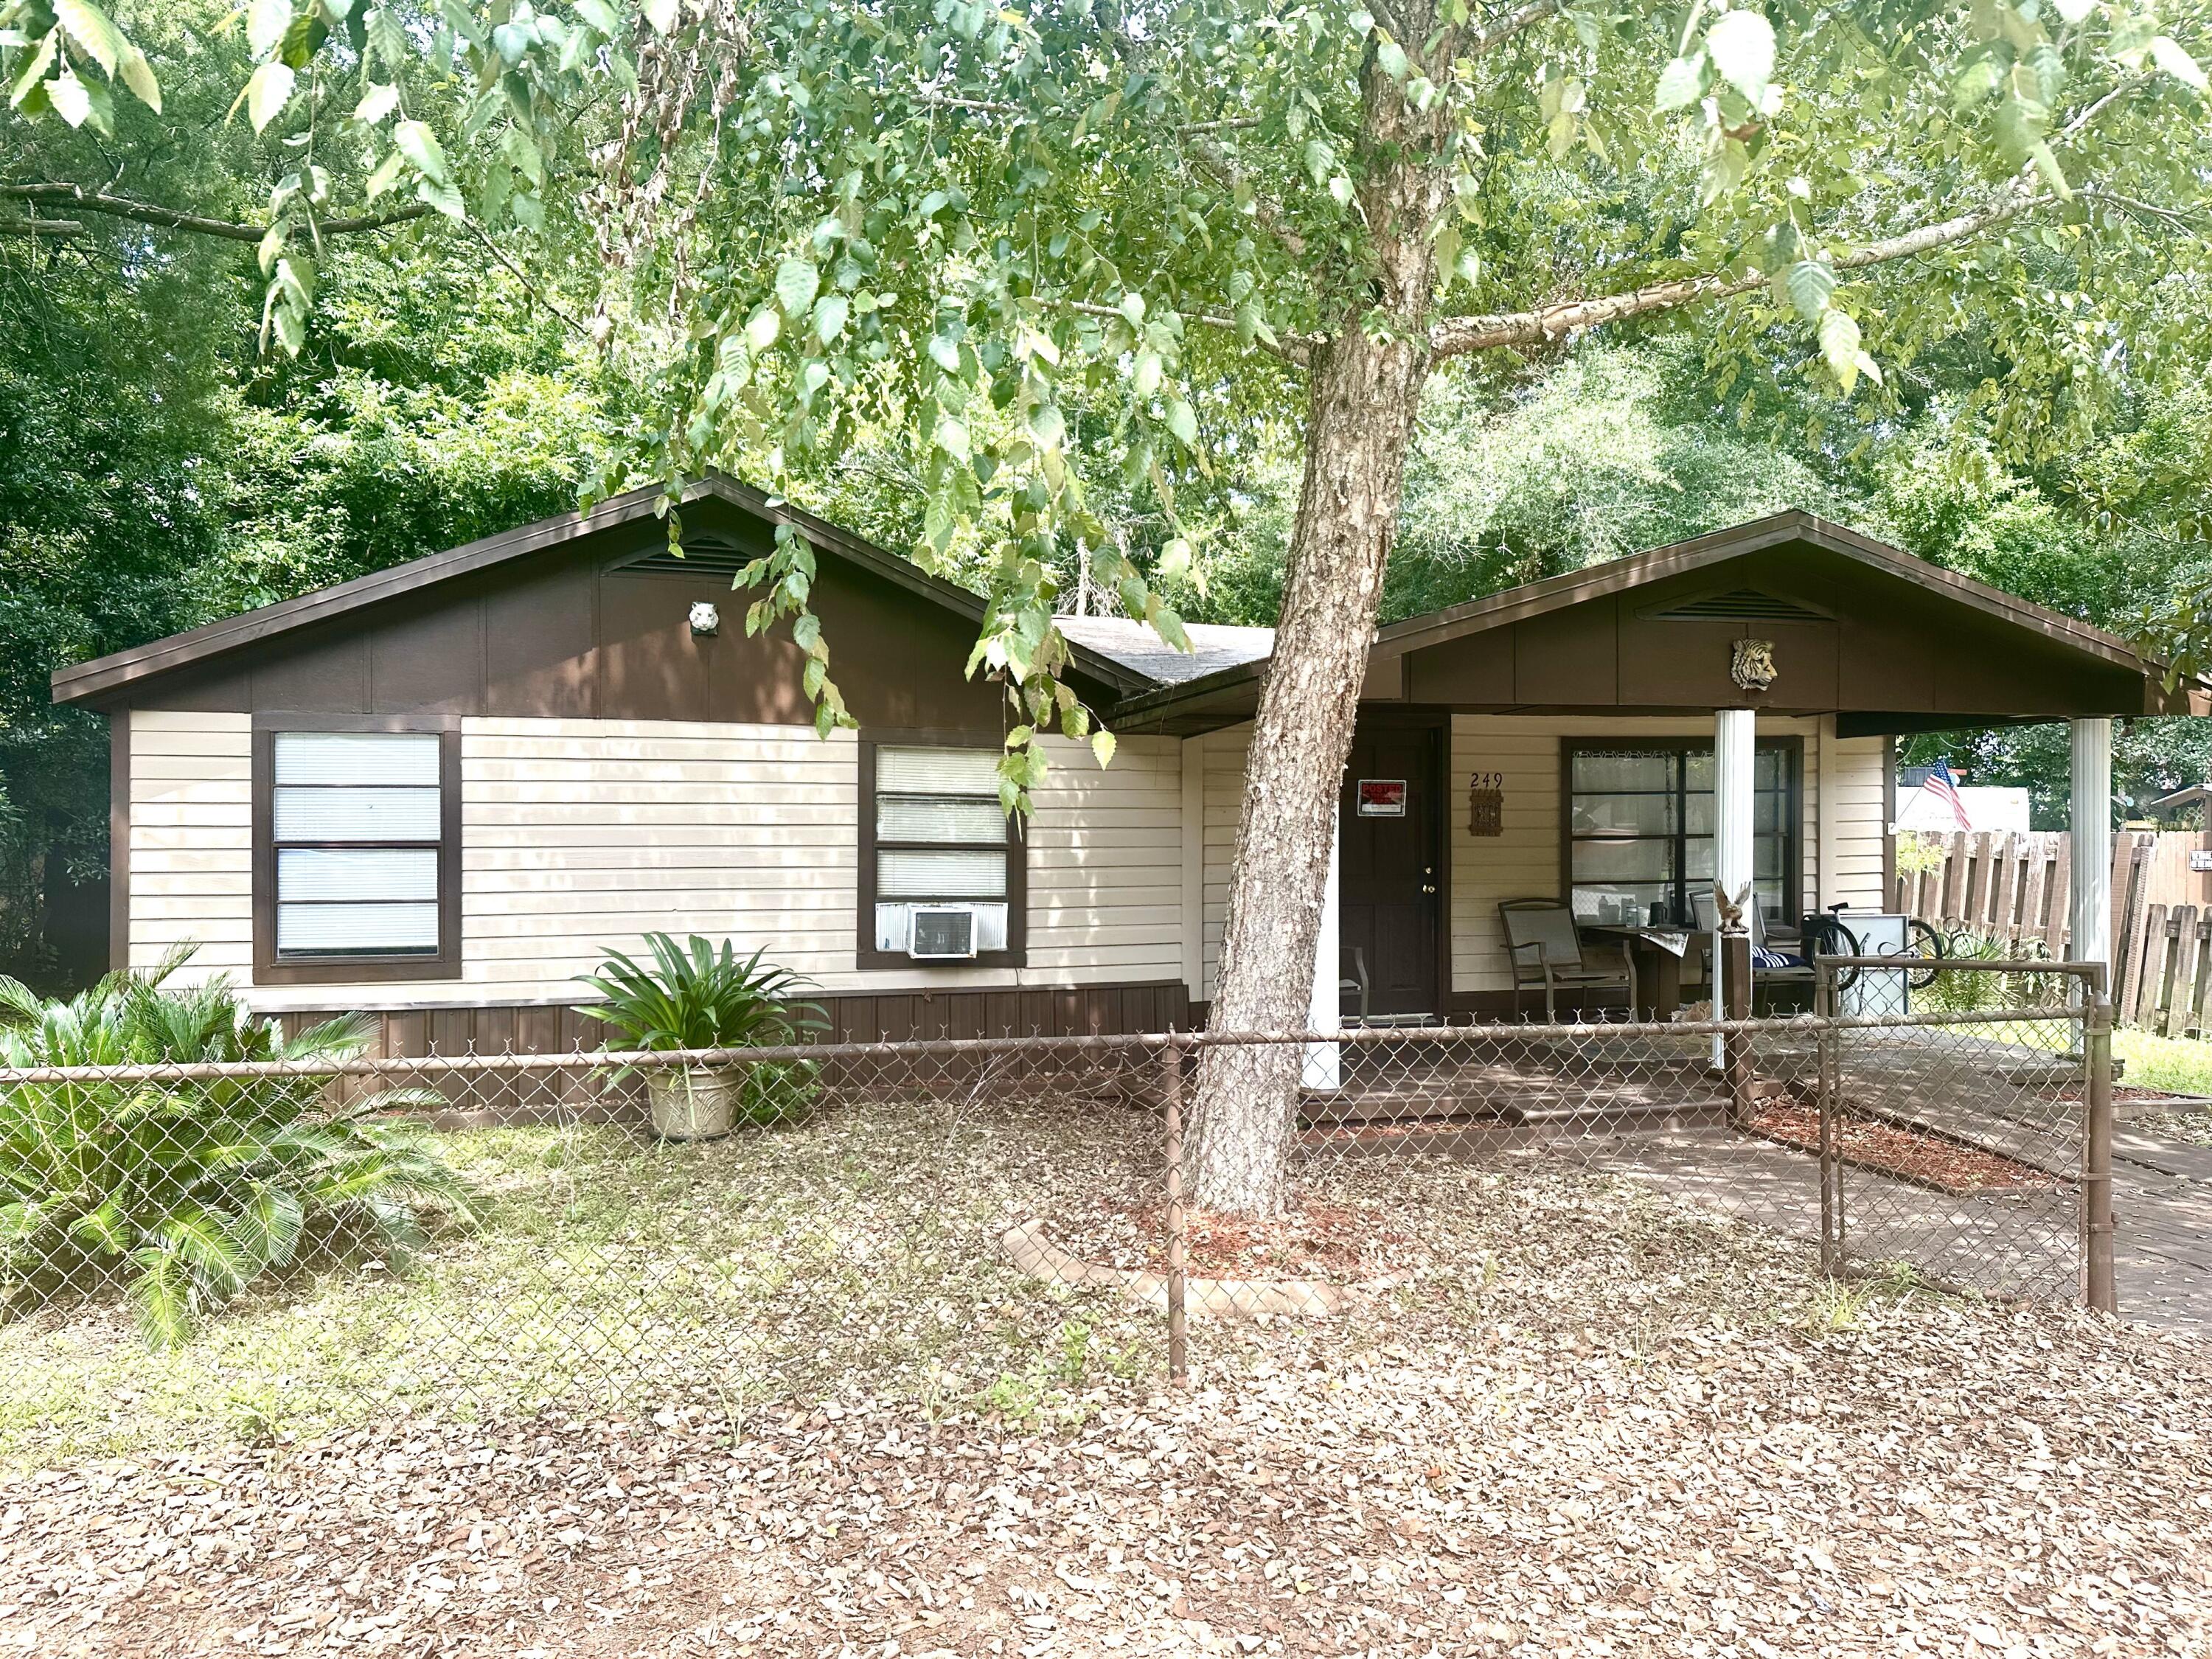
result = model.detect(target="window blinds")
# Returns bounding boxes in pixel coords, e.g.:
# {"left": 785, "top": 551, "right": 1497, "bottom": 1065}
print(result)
{"left": 271, "top": 731, "right": 442, "bottom": 957}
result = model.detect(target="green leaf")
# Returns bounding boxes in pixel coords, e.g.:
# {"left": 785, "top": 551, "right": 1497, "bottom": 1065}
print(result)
{"left": 392, "top": 118, "right": 448, "bottom": 183}
{"left": 575, "top": 0, "right": 623, "bottom": 34}
{"left": 46, "top": 66, "right": 93, "bottom": 127}
{"left": 928, "top": 331, "right": 961, "bottom": 372}
{"left": 2151, "top": 35, "right": 2208, "bottom": 91}
{"left": 355, "top": 82, "right": 400, "bottom": 123}
{"left": 643, "top": 0, "right": 681, "bottom": 32}
{"left": 246, "top": 0, "right": 293, "bottom": 58}
{"left": 118, "top": 42, "right": 159, "bottom": 111}
{"left": 9, "top": 31, "right": 58, "bottom": 111}
{"left": 1164, "top": 399, "right": 1198, "bottom": 446}
{"left": 1818, "top": 307, "right": 1863, "bottom": 393}
{"left": 1655, "top": 53, "right": 1704, "bottom": 111}
{"left": 131, "top": 1247, "right": 194, "bottom": 1350}
{"left": 745, "top": 306, "right": 781, "bottom": 349}
{"left": 813, "top": 292, "right": 849, "bottom": 344}
{"left": 1779, "top": 259, "right": 1836, "bottom": 321}
{"left": 934, "top": 414, "right": 971, "bottom": 461}
{"left": 53, "top": 0, "right": 123, "bottom": 74}
{"left": 1029, "top": 401, "right": 1066, "bottom": 451}
{"left": 1091, "top": 728, "right": 1117, "bottom": 769}
{"left": 1376, "top": 38, "right": 1408, "bottom": 80}
{"left": 1705, "top": 9, "right": 1775, "bottom": 105}
{"left": 776, "top": 257, "right": 820, "bottom": 318}
{"left": 364, "top": 148, "right": 407, "bottom": 199}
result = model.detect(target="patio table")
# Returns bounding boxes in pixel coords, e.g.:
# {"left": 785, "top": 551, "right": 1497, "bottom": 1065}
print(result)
{"left": 1577, "top": 924, "right": 1694, "bottom": 1021}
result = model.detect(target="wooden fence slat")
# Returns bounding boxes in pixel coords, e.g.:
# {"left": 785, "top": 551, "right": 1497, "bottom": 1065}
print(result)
{"left": 2190, "top": 916, "right": 2212, "bottom": 1038}
{"left": 2160, "top": 907, "right": 2193, "bottom": 1037}
{"left": 2123, "top": 900, "right": 2164, "bottom": 1027}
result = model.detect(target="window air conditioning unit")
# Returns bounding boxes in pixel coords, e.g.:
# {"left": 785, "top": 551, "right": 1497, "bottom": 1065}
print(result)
{"left": 908, "top": 905, "right": 979, "bottom": 961}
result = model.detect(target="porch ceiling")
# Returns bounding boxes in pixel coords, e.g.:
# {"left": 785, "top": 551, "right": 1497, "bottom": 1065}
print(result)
{"left": 1110, "top": 511, "right": 2209, "bottom": 736}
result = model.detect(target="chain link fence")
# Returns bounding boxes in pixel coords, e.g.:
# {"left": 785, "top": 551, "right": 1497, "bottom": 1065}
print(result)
{"left": 0, "top": 956, "right": 2115, "bottom": 1438}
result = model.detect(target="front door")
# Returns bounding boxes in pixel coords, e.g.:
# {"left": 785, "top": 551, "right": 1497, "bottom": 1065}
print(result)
{"left": 1338, "top": 720, "right": 1443, "bottom": 1020}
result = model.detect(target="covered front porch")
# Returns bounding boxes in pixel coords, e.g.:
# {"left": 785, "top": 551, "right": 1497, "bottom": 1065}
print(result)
{"left": 1116, "top": 512, "right": 2200, "bottom": 1034}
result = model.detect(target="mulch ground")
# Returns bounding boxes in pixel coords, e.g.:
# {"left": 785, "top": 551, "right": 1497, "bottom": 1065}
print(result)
{"left": 1748, "top": 1100, "right": 2062, "bottom": 1195}
{"left": 6, "top": 1158, "right": 2211, "bottom": 1658}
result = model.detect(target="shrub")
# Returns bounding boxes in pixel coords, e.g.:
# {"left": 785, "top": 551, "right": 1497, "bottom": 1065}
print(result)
{"left": 0, "top": 952, "right": 474, "bottom": 1347}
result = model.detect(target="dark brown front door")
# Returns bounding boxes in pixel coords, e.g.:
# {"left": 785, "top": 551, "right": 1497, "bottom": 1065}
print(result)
{"left": 1338, "top": 719, "right": 1443, "bottom": 1020}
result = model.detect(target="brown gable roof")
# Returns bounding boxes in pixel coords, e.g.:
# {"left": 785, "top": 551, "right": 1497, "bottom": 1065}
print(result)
{"left": 50, "top": 475, "right": 1153, "bottom": 706}
{"left": 1108, "top": 509, "right": 2201, "bottom": 724}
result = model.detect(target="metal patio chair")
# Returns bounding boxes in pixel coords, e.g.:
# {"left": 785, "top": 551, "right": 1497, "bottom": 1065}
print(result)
{"left": 1499, "top": 899, "right": 1637, "bottom": 1023}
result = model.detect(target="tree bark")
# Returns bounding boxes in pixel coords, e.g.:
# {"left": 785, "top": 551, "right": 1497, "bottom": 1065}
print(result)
{"left": 1187, "top": 29, "right": 1453, "bottom": 1215}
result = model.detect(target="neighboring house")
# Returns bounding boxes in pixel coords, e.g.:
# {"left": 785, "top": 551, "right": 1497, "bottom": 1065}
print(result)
{"left": 1893, "top": 766, "right": 2034, "bottom": 835}
{"left": 53, "top": 483, "right": 2200, "bottom": 1048}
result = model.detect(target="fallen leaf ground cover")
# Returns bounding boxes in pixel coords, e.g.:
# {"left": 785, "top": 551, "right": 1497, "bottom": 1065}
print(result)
{"left": 1, "top": 1098, "right": 2208, "bottom": 1656}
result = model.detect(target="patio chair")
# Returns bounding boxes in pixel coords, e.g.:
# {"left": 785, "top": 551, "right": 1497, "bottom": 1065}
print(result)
{"left": 1688, "top": 890, "right": 1813, "bottom": 992}
{"left": 1340, "top": 946, "right": 1371, "bottom": 1025}
{"left": 1499, "top": 899, "right": 1638, "bottom": 1023}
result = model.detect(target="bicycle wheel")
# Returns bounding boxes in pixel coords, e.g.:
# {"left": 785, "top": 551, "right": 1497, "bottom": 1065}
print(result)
{"left": 1904, "top": 919, "right": 1947, "bottom": 990}
{"left": 1815, "top": 918, "right": 1863, "bottom": 995}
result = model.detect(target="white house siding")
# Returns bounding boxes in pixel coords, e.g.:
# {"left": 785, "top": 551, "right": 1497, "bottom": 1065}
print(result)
{"left": 1196, "top": 723, "right": 1254, "bottom": 1002}
{"left": 125, "top": 707, "right": 1883, "bottom": 1012}
{"left": 126, "top": 711, "right": 254, "bottom": 977}
{"left": 453, "top": 718, "right": 858, "bottom": 1004}
{"left": 1025, "top": 734, "right": 1186, "bottom": 984}
{"left": 124, "top": 713, "right": 1189, "bottom": 1010}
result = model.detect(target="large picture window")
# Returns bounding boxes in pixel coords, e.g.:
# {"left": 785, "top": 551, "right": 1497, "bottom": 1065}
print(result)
{"left": 860, "top": 739, "right": 1023, "bottom": 964}
{"left": 1563, "top": 740, "right": 1799, "bottom": 929}
{"left": 254, "top": 719, "right": 460, "bottom": 983}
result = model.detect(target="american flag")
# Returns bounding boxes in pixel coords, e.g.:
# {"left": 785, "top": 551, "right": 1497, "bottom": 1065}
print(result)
{"left": 1921, "top": 757, "right": 1972, "bottom": 831}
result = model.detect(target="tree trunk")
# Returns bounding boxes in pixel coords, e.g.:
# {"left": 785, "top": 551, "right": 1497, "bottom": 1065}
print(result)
{"left": 1187, "top": 33, "right": 1453, "bottom": 1216}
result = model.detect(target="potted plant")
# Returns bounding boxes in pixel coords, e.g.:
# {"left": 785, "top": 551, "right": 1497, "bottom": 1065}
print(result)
{"left": 577, "top": 935, "right": 825, "bottom": 1141}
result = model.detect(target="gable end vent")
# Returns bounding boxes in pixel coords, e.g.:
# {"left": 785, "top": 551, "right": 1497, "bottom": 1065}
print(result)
{"left": 1649, "top": 588, "right": 1832, "bottom": 624}
{"left": 616, "top": 539, "right": 755, "bottom": 579}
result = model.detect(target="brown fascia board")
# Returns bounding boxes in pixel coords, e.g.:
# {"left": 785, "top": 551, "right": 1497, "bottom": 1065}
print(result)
{"left": 51, "top": 473, "right": 1151, "bottom": 707}
{"left": 1108, "top": 509, "right": 2198, "bottom": 724}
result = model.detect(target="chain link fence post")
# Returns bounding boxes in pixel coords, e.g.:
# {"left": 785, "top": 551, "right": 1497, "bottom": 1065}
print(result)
{"left": 1161, "top": 1032, "right": 1189, "bottom": 1387}
{"left": 1722, "top": 929, "right": 1754, "bottom": 1128}
{"left": 1815, "top": 963, "right": 1842, "bottom": 1276}
{"left": 2083, "top": 981, "right": 2118, "bottom": 1315}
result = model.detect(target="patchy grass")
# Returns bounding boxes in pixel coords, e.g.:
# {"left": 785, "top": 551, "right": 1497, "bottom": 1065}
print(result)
{"left": 0, "top": 1099, "right": 1167, "bottom": 1462}
{"left": 2115, "top": 1027, "right": 2212, "bottom": 1097}
{"left": 2, "top": 1087, "right": 1924, "bottom": 1465}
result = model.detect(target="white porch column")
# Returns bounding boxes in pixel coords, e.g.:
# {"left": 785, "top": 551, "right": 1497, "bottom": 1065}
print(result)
{"left": 1304, "top": 807, "right": 1342, "bottom": 1090}
{"left": 1713, "top": 709, "right": 1757, "bottom": 1060}
{"left": 2070, "top": 717, "right": 2113, "bottom": 976}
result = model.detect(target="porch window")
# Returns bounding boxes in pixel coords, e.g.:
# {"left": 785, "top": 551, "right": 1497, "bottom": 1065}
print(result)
{"left": 253, "top": 720, "right": 461, "bottom": 984}
{"left": 1564, "top": 741, "right": 1798, "bottom": 929}
{"left": 863, "top": 742, "right": 1020, "bottom": 961}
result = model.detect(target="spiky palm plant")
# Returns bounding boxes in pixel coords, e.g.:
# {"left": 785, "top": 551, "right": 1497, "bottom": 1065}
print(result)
{"left": 0, "top": 950, "right": 474, "bottom": 1348}
{"left": 577, "top": 935, "right": 827, "bottom": 1125}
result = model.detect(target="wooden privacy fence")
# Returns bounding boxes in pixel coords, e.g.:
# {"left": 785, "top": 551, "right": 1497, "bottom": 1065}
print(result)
{"left": 1893, "top": 829, "right": 2212, "bottom": 1032}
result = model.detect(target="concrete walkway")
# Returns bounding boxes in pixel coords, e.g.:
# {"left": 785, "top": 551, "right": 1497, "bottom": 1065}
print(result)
{"left": 2112, "top": 1119, "right": 2212, "bottom": 1329}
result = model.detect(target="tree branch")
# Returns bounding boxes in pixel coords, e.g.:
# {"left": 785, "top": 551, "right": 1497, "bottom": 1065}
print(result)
{"left": 0, "top": 183, "right": 431, "bottom": 243}
{"left": 1066, "top": 298, "right": 1314, "bottom": 367}
{"left": 1466, "top": 0, "right": 1565, "bottom": 58}
{"left": 462, "top": 219, "right": 590, "bottom": 337}
{"left": 1430, "top": 186, "right": 2062, "bottom": 358}
{"left": 0, "top": 217, "right": 86, "bottom": 237}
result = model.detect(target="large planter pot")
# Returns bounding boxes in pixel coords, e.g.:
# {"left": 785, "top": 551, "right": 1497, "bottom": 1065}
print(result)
{"left": 644, "top": 1065, "right": 745, "bottom": 1141}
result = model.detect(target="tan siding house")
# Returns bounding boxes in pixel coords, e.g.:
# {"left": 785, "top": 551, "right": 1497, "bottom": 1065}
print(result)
{"left": 63, "top": 481, "right": 2195, "bottom": 1045}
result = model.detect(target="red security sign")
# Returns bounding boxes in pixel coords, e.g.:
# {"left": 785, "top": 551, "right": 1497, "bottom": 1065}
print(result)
{"left": 1356, "top": 779, "right": 1407, "bottom": 817}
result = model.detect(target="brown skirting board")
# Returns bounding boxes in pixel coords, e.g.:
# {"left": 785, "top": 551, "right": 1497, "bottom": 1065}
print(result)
{"left": 273, "top": 979, "right": 1192, "bottom": 1055}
